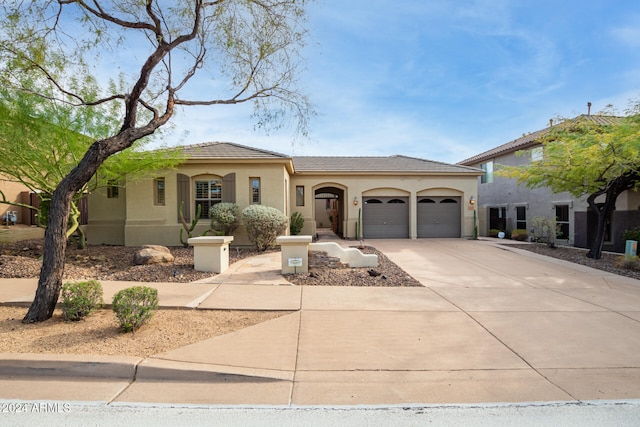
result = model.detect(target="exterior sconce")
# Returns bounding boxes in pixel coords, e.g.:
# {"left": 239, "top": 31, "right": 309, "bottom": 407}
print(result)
{"left": 353, "top": 196, "right": 359, "bottom": 206}
{"left": 469, "top": 196, "right": 475, "bottom": 205}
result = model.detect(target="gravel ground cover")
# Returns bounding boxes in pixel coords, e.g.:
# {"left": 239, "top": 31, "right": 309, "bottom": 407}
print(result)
{"left": 507, "top": 243, "right": 640, "bottom": 281}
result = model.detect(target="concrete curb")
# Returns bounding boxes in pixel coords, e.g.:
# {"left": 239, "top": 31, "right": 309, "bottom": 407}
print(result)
{"left": 0, "top": 353, "right": 141, "bottom": 380}
{"left": 138, "top": 358, "right": 294, "bottom": 382}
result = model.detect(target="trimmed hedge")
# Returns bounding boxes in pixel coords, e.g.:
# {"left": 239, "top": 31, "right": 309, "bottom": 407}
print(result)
{"left": 60, "top": 280, "right": 104, "bottom": 321}
{"left": 242, "top": 205, "right": 288, "bottom": 251}
{"left": 112, "top": 286, "right": 158, "bottom": 333}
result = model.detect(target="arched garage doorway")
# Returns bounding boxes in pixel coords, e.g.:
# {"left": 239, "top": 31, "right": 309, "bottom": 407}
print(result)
{"left": 363, "top": 196, "right": 409, "bottom": 238}
{"left": 417, "top": 196, "right": 461, "bottom": 237}
{"left": 315, "top": 186, "right": 344, "bottom": 236}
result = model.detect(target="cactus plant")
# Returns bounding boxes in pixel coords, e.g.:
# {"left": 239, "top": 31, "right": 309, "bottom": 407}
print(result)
{"left": 179, "top": 201, "right": 201, "bottom": 247}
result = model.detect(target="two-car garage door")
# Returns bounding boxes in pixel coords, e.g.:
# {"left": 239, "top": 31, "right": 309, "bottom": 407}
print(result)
{"left": 363, "top": 196, "right": 461, "bottom": 238}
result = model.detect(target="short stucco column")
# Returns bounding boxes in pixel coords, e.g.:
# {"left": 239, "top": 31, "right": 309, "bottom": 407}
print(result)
{"left": 188, "top": 236, "right": 234, "bottom": 273}
{"left": 276, "top": 235, "right": 312, "bottom": 274}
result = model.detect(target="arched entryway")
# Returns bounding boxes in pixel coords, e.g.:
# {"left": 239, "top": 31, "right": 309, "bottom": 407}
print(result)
{"left": 314, "top": 186, "right": 345, "bottom": 236}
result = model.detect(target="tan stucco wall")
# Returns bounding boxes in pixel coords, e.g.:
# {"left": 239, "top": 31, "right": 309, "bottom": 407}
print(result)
{"left": 118, "top": 161, "right": 291, "bottom": 247}
{"left": 87, "top": 160, "right": 479, "bottom": 246}
{"left": 86, "top": 184, "right": 127, "bottom": 245}
{"left": 290, "top": 174, "right": 478, "bottom": 239}
{"left": 0, "top": 178, "right": 32, "bottom": 225}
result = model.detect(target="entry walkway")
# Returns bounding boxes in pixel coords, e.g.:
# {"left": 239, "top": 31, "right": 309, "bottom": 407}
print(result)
{"left": 1, "top": 238, "right": 640, "bottom": 406}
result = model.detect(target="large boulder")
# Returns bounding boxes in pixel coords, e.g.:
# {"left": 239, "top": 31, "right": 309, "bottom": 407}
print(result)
{"left": 133, "top": 245, "right": 175, "bottom": 265}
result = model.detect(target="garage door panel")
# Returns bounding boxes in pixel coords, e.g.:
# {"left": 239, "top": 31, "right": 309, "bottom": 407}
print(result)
{"left": 363, "top": 197, "right": 409, "bottom": 239}
{"left": 417, "top": 197, "right": 461, "bottom": 238}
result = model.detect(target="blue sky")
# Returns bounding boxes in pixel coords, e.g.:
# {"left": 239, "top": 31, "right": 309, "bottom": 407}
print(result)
{"left": 168, "top": 0, "right": 640, "bottom": 164}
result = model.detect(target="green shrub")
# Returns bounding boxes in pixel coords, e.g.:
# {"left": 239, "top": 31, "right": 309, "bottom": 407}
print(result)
{"left": 511, "top": 229, "right": 529, "bottom": 241}
{"left": 488, "top": 229, "right": 501, "bottom": 238}
{"left": 209, "top": 203, "right": 240, "bottom": 235}
{"left": 290, "top": 211, "right": 304, "bottom": 235}
{"left": 531, "top": 216, "right": 558, "bottom": 247}
{"left": 615, "top": 254, "right": 640, "bottom": 271}
{"left": 112, "top": 286, "right": 158, "bottom": 333}
{"left": 60, "top": 280, "right": 104, "bottom": 321}
{"left": 623, "top": 226, "right": 640, "bottom": 243}
{"left": 242, "top": 205, "right": 288, "bottom": 251}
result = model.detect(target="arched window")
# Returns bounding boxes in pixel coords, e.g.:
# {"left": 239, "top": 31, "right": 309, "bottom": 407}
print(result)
{"left": 365, "top": 199, "right": 382, "bottom": 204}
{"left": 388, "top": 199, "right": 406, "bottom": 204}
{"left": 441, "top": 198, "right": 458, "bottom": 204}
{"left": 418, "top": 198, "right": 436, "bottom": 203}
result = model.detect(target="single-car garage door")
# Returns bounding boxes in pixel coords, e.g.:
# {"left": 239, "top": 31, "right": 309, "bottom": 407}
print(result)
{"left": 363, "top": 197, "right": 409, "bottom": 238}
{"left": 417, "top": 196, "right": 461, "bottom": 238}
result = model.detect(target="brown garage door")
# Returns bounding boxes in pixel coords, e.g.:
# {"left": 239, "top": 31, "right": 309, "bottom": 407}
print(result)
{"left": 417, "top": 196, "right": 461, "bottom": 238}
{"left": 363, "top": 197, "right": 409, "bottom": 239}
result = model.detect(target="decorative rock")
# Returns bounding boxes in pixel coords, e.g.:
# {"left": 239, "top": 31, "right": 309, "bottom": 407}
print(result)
{"left": 133, "top": 245, "right": 174, "bottom": 265}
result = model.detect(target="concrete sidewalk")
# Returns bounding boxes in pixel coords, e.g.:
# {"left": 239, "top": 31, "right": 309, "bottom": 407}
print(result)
{"left": 1, "top": 238, "right": 640, "bottom": 406}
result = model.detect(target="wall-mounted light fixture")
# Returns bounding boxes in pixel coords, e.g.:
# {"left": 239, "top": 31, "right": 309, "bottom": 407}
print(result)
{"left": 353, "top": 196, "right": 359, "bottom": 206}
{"left": 469, "top": 195, "right": 475, "bottom": 205}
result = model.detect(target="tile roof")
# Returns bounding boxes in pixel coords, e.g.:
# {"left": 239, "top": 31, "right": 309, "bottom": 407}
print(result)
{"left": 457, "top": 115, "right": 621, "bottom": 166}
{"left": 181, "top": 142, "right": 289, "bottom": 159}
{"left": 293, "top": 155, "right": 482, "bottom": 174}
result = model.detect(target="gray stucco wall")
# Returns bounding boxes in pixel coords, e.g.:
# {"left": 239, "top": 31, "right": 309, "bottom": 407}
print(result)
{"left": 470, "top": 148, "right": 586, "bottom": 245}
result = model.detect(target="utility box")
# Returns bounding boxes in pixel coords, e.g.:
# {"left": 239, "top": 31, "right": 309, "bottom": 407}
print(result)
{"left": 625, "top": 240, "right": 637, "bottom": 257}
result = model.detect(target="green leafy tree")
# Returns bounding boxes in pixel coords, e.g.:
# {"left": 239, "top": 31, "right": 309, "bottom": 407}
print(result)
{"left": 0, "top": 0, "right": 313, "bottom": 323}
{"left": 499, "top": 105, "right": 640, "bottom": 259}
{"left": 0, "top": 90, "right": 184, "bottom": 248}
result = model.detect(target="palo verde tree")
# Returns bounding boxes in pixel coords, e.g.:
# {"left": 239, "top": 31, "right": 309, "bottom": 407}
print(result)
{"left": 499, "top": 104, "right": 640, "bottom": 260}
{"left": 0, "top": 0, "right": 313, "bottom": 323}
{"left": 0, "top": 85, "right": 184, "bottom": 249}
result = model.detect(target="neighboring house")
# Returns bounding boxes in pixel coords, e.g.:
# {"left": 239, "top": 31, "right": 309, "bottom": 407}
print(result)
{"left": 0, "top": 176, "right": 33, "bottom": 225}
{"left": 87, "top": 142, "right": 483, "bottom": 246}
{"left": 458, "top": 115, "right": 640, "bottom": 253}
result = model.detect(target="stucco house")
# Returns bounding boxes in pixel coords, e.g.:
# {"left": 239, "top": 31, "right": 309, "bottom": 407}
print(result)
{"left": 458, "top": 116, "right": 640, "bottom": 253}
{"left": 87, "top": 142, "right": 483, "bottom": 246}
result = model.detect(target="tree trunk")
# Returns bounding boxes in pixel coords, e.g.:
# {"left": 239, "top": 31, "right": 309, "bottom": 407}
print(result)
{"left": 587, "top": 201, "right": 607, "bottom": 259}
{"left": 22, "top": 186, "right": 74, "bottom": 322}
{"left": 586, "top": 177, "right": 631, "bottom": 260}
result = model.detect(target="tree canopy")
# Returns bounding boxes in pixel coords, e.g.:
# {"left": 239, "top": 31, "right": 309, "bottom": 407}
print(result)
{"left": 0, "top": 0, "right": 314, "bottom": 322}
{"left": 0, "top": 87, "right": 184, "bottom": 246}
{"left": 499, "top": 104, "right": 640, "bottom": 259}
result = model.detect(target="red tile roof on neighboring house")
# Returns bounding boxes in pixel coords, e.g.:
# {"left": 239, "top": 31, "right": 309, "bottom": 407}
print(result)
{"left": 457, "top": 115, "right": 620, "bottom": 166}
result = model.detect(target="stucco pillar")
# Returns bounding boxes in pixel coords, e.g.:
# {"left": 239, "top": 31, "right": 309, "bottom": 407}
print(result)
{"left": 276, "top": 235, "right": 312, "bottom": 274}
{"left": 188, "top": 236, "right": 234, "bottom": 273}
{"left": 409, "top": 190, "right": 418, "bottom": 239}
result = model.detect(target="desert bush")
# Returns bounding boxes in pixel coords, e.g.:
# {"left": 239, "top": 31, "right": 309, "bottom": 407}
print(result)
{"left": 242, "top": 205, "right": 288, "bottom": 251}
{"left": 511, "top": 229, "right": 529, "bottom": 241}
{"left": 290, "top": 211, "right": 304, "bottom": 235}
{"left": 530, "top": 217, "right": 558, "bottom": 247}
{"left": 623, "top": 226, "right": 640, "bottom": 243}
{"left": 112, "top": 286, "right": 158, "bottom": 333}
{"left": 60, "top": 280, "right": 104, "bottom": 321}
{"left": 209, "top": 202, "right": 240, "bottom": 235}
{"left": 488, "top": 229, "right": 501, "bottom": 238}
{"left": 615, "top": 254, "right": 640, "bottom": 271}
